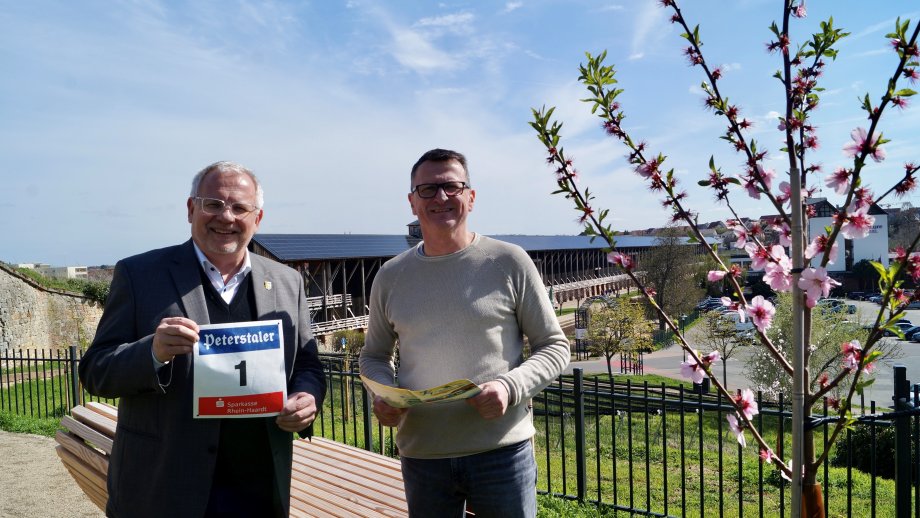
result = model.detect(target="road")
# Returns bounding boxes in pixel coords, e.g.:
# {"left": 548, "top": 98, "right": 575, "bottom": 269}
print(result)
{"left": 564, "top": 298, "right": 920, "bottom": 408}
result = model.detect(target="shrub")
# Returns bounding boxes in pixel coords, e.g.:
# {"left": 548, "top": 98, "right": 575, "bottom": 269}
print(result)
{"left": 829, "top": 424, "right": 900, "bottom": 480}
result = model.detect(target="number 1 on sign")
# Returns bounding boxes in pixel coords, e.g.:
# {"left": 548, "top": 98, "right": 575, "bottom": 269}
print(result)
{"left": 235, "top": 360, "right": 247, "bottom": 386}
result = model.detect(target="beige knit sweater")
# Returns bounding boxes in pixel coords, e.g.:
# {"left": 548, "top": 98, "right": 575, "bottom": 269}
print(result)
{"left": 359, "top": 234, "right": 570, "bottom": 459}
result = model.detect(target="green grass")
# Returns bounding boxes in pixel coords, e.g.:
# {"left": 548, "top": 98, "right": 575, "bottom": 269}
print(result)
{"left": 0, "top": 411, "right": 61, "bottom": 436}
{"left": 1, "top": 360, "right": 67, "bottom": 376}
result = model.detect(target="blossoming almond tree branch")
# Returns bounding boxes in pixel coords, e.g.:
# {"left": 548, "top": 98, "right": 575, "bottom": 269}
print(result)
{"left": 533, "top": 86, "right": 791, "bottom": 477}
{"left": 667, "top": 0, "right": 920, "bottom": 450}
{"left": 816, "top": 19, "right": 920, "bottom": 273}
{"left": 531, "top": 0, "right": 920, "bottom": 491}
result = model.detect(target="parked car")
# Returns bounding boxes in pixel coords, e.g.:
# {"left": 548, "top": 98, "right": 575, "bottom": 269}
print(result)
{"left": 884, "top": 321, "right": 915, "bottom": 337}
{"left": 847, "top": 291, "right": 865, "bottom": 300}
{"left": 699, "top": 300, "right": 723, "bottom": 312}
{"left": 906, "top": 301, "right": 920, "bottom": 310}
{"left": 696, "top": 297, "right": 721, "bottom": 310}
{"left": 721, "top": 311, "right": 754, "bottom": 333}
{"left": 817, "top": 298, "right": 857, "bottom": 314}
{"left": 904, "top": 325, "right": 920, "bottom": 341}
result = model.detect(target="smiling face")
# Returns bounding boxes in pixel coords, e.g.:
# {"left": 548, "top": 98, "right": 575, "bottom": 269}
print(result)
{"left": 187, "top": 170, "right": 263, "bottom": 272}
{"left": 408, "top": 158, "right": 475, "bottom": 253}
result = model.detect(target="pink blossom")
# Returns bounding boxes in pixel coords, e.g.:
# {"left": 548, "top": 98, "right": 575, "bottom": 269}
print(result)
{"left": 680, "top": 350, "right": 720, "bottom": 384}
{"left": 840, "top": 205, "right": 876, "bottom": 239}
{"left": 743, "top": 176, "right": 761, "bottom": 199}
{"left": 607, "top": 252, "right": 634, "bottom": 270}
{"left": 764, "top": 263, "right": 792, "bottom": 292}
{"left": 756, "top": 165, "right": 776, "bottom": 191}
{"left": 708, "top": 270, "right": 727, "bottom": 282}
{"left": 798, "top": 267, "right": 841, "bottom": 308}
{"left": 727, "top": 415, "right": 746, "bottom": 447}
{"left": 721, "top": 297, "right": 745, "bottom": 322}
{"left": 728, "top": 222, "right": 750, "bottom": 249}
{"left": 842, "top": 340, "right": 866, "bottom": 371}
{"left": 702, "top": 350, "right": 721, "bottom": 364}
{"left": 763, "top": 246, "right": 792, "bottom": 292}
{"left": 636, "top": 159, "right": 660, "bottom": 178}
{"left": 745, "top": 243, "right": 771, "bottom": 271}
{"left": 734, "top": 388, "right": 759, "bottom": 420}
{"left": 804, "top": 235, "right": 839, "bottom": 264}
{"left": 776, "top": 181, "right": 791, "bottom": 205}
{"left": 745, "top": 295, "right": 775, "bottom": 332}
{"left": 843, "top": 127, "right": 886, "bottom": 162}
{"left": 773, "top": 221, "right": 792, "bottom": 247}
{"left": 853, "top": 188, "right": 874, "bottom": 210}
{"left": 780, "top": 458, "right": 796, "bottom": 481}
{"left": 759, "top": 448, "right": 774, "bottom": 463}
{"left": 792, "top": 1, "right": 806, "bottom": 18}
{"left": 825, "top": 167, "right": 850, "bottom": 195}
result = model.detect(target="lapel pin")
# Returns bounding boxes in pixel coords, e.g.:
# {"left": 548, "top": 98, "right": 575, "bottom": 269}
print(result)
{"left": 264, "top": 281, "right": 272, "bottom": 290}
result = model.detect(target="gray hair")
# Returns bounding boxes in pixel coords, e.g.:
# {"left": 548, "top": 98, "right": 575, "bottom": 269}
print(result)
{"left": 410, "top": 148, "right": 470, "bottom": 188}
{"left": 190, "top": 161, "right": 264, "bottom": 208}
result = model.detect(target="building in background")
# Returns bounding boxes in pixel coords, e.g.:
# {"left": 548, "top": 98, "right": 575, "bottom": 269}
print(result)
{"left": 807, "top": 198, "right": 889, "bottom": 273}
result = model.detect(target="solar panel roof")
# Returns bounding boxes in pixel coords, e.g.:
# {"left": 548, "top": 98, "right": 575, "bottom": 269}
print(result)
{"left": 253, "top": 233, "right": 714, "bottom": 262}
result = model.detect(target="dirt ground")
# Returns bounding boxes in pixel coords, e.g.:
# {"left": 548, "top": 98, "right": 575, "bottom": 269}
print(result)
{"left": 0, "top": 430, "right": 104, "bottom": 518}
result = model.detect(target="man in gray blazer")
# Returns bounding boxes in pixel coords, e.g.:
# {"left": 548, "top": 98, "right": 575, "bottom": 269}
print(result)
{"left": 79, "top": 161, "right": 326, "bottom": 518}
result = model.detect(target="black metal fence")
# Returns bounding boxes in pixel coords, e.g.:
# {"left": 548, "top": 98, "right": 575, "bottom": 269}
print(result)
{"left": 3, "top": 347, "right": 920, "bottom": 516}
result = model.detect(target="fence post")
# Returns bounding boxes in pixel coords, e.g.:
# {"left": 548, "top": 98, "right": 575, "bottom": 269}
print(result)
{"left": 361, "top": 382, "right": 373, "bottom": 452}
{"left": 69, "top": 345, "right": 81, "bottom": 408}
{"left": 573, "top": 368, "right": 586, "bottom": 503}
{"left": 893, "top": 365, "right": 911, "bottom": 518}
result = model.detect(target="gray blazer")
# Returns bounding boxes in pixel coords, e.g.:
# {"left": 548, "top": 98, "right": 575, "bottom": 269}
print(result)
{"left": 79, "top": 239, "right": 326, "bottom": 518}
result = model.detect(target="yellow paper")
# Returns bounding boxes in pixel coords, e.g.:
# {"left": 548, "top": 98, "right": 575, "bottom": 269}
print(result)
{"left": 360, "top": 375, "right": 482, "bottom": 408}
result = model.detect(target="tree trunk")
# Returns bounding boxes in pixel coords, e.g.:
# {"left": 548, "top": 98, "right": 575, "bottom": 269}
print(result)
{"left": 801, "top": 482, "right": 824, "bottom": 518}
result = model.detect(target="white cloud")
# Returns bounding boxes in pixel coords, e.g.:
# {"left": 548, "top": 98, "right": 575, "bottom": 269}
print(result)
{"left": 415, "top": 12, "right": 475, "bottom": 31}
{"left": 502, "top": 2, "right": 524, "bottom": 14}
{"left": 389, "top": 27, "right": 458, "bottom": 72}
{"left": 630, "top": 2, "right": 667, "bottom": 61}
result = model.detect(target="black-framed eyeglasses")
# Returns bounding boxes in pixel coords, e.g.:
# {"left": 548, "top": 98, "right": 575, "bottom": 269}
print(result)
{"left": 411, "top": 181, "right": 470, "bottom": 199}
{"left": 193, "top": 197, "right": 260, "bottom": 218}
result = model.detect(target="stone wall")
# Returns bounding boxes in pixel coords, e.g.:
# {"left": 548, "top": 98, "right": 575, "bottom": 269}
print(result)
{"left": 0, "top": 264, "right": 104, "bottom": 353}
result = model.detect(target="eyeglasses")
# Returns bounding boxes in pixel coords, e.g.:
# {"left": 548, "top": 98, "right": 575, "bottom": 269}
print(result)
{"left": 193, "top": 197, "right": 260, "bottom": 218}
{"left": 411, "top": 181, "right": 470, "bottom": 199}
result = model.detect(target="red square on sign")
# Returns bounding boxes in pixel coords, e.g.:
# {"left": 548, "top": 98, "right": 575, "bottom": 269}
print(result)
{"left": 197, "top": 391, "right": 285, "bottom": 416}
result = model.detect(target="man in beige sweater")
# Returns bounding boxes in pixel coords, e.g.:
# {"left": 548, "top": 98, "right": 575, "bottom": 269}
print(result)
{"left": 359, "top": 148, "right": 570, "bottom": 518}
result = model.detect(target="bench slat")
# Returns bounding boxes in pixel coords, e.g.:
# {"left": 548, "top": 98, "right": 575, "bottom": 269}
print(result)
{"left": 293, "top": 448, "right": 407, "bottom": 505}
{"left": 291, "top": 478, "right": 390, "bottom": 518}
{"left": 60, "top": 415, "right": 113, "bottom": 455}
{"left": 292, "top": 452, "right": 407, "bottom": 513}
{"left": 85, "top": 401, "right": 118, "bottom": 422}
{"left": 55, "top": 430, "right": 109, "bottom": 477}
{"left": 55, "top": 445, "right": 108, "bottom": 511}
{"left": 56, "top": 405, "right": 411, "bottom": 517}
{"left": 72, "top": 404, "right": 118, "bottom": 438}
{"left": 294, "top": 439, "right": 404, "bottom": 487}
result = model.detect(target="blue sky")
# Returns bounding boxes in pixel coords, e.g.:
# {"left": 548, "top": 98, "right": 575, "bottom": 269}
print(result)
{"left": 3, "top": 1, "right": 920, "bottom": 266}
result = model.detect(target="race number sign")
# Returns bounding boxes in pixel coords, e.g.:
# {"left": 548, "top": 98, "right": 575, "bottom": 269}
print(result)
{"left": 193, "top": 320, "right": 286, "bottom": 418}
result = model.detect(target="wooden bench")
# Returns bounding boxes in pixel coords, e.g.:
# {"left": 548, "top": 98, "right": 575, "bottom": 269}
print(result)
{"left": 55, "top": 403, "right": 409, "bottom": 517}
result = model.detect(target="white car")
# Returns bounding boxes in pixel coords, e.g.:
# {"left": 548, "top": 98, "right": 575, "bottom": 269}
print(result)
{"left": 721, "top": 311, "right": 755, "bottom": 333}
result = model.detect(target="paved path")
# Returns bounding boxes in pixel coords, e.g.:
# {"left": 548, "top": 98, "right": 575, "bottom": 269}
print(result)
{"left": 561, "top": 299, "right": 920, "bottom": 408}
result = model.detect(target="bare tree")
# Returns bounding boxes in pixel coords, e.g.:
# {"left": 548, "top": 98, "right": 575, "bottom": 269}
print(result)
{"left": 696, "top": 311, "right": 749, "bottom": 387}
{"left": 586, "top": 300, "right": 653, "bottom": 379}
{"left": 641, "top": 227, "right": 706, "bottom": 329}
